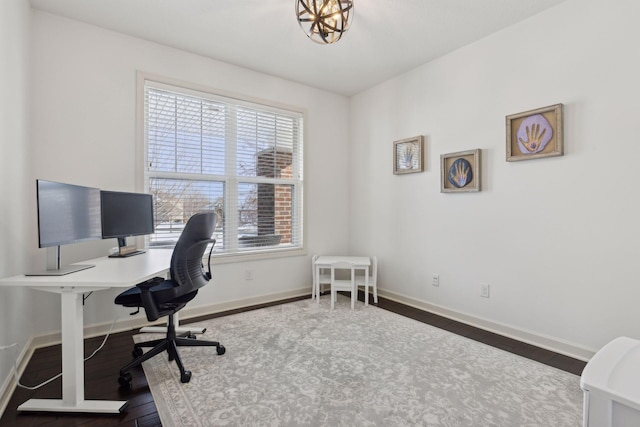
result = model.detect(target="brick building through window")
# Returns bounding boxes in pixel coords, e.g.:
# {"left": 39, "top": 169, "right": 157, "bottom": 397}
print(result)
{"left": 256, "top": 148, "right": 293, "bottom": 245}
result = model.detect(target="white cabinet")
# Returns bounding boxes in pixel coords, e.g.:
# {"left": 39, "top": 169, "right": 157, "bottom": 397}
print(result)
{"left": 581, "top": 337, "right": 640, "bottom": 427}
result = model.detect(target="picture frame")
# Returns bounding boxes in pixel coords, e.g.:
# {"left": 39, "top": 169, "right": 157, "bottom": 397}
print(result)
{"left": 440, "top": 149, "right": 481, "bottom": 193}
{"left": 393, "top": 135, "right": 424, "bottom": 174}
{"left": 506, "top": 103, "right": 563, "bottom": 162}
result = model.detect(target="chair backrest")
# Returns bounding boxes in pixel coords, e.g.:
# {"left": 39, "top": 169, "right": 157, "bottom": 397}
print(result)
{"left": 330, "top": 261, "right": 355, "bottom": 283}
{"left": 330, "top": 261, "right": 356, "bottom": 309}
{"left": 166, "top": 212, "right": 217, "bottom": 299}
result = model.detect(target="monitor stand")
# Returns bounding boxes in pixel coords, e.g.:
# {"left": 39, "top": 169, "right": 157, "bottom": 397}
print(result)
{"left": 26, "top": 264, "right": 94, "bottom": 276}
{"left": 26, "top": 246, "right": 95, "bottom": 276}
{"left": 109, "top": 250, "right": 145, "bottom": 258}
{"left": 109, "top": 239, "right": 145, "bottom": 258}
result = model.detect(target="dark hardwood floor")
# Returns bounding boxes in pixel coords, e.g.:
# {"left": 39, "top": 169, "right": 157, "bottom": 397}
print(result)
{"left": 0, "top": 293, "right": 586, "bottom": 426}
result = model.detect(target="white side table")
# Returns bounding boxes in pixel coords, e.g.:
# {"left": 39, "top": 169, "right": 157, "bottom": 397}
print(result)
{"left": 313, "top": 256, "right": 370, "bottom": 305}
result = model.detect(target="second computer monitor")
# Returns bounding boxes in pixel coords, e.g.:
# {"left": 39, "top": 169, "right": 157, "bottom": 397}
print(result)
{"left": 101, "top": 190, "right": 154, "bottom": 257}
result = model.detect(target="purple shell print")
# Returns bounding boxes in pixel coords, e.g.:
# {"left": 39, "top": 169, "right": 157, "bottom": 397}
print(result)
{"left": 516, "top": 114, "right": 553, "bottom": 154}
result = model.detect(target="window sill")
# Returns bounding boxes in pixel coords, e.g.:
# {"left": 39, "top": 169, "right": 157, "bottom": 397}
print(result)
{"left": 209, "top": 247, "right": 307, "bottom": 264}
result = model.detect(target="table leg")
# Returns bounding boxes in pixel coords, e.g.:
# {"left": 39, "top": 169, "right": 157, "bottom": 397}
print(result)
{"left": 365, "top": 268, "right": 369, "bottom": 306}
{"left": 311, "top": 262, "right": 316, "bottom": 301}
{"left": 315, "top": 264, "right": 320, "bottom": 303}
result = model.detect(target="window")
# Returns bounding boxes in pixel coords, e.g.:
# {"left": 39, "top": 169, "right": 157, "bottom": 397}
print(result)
{"left": 142, "top": 79, "right": 304, "bottom": 258}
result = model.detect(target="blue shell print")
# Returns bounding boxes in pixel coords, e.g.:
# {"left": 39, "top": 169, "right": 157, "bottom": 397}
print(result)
{"left": 447, "top": 158, "right": 473, "bottom": 188}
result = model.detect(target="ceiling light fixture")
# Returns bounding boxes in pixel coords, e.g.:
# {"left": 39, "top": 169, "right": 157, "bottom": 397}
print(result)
{"left": 295, "top": 0, "right": 354, "bottom": 45}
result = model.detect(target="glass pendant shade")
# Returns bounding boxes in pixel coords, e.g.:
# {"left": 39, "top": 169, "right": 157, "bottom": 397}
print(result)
{"left": 296, "top": 0, "right": 354, "bottom": 44}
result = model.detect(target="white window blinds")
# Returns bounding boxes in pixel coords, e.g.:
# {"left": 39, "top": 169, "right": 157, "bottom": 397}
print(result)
{"left": 143, "top": 80, "right": 304, "bottom": 256}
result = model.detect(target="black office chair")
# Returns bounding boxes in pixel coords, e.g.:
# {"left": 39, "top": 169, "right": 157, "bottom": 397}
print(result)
{"left": 115, "top": 212, "right": 225, "bottom": 387}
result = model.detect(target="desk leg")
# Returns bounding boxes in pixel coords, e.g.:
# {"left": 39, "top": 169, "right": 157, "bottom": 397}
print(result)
{"left": 62, "top": 291, "right": 84, "bottom": 406}
{"left": 17, "top": 291, "right": 127, "bottom": 414}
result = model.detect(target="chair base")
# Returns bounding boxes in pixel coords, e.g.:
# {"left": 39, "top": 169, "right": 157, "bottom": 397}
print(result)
{"left": 118, "top": 314, "right": 225, "bottom": 387}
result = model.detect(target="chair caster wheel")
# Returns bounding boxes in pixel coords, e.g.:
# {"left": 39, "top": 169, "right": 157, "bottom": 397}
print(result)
{"left": 180, "top": 370, "right": 192, "bottom": 383}
{"left": 186, "top": 333, "right": 196, "bottom": 339}
{"left": 118, "top": 372, "right": 132, "bottom": 388}
{"left": 216, "top": 344, "right": 226, "bottom": 355}
{"left": 132, "top": 347, "right": 144, "bottom": 358}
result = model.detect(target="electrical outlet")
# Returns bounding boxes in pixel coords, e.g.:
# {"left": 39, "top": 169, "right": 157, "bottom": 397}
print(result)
{"left": 432, "top": 274, "right": 439, "bottom": 287}
{"left": 245, "top": 269, "right": 254, "bottom": 280}
{"left": 480, "top": 283, "right": 490, "bottom": 298}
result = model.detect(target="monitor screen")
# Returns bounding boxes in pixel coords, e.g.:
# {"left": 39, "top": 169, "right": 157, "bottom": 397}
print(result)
{"left": 36, "top": 179, "right": 102, "bottom": 248}
{"left": 100, "top": 190, "right": 154, "bottom": 242}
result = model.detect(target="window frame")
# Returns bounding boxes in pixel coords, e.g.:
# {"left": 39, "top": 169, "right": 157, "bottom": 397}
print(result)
{"left": 136, "top": 72, "right": 306, "bottom": 262}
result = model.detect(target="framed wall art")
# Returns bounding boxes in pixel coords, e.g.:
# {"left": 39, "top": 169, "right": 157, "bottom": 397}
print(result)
{"left": 440, "top": 149, "right": 481, "bottom": 193}
{"left": 393, "top": 135, "right": 424, "bottom": 175}
{"left": 506, "top": 103, "right": 563, "bottom": 162}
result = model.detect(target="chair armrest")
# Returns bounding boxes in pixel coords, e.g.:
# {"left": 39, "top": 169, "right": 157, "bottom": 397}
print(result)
{"left": 137, "top": 276, "right": 165, "bottom": 289}
{"left": 136, "top": 277, "right": 166, "bottom": 321}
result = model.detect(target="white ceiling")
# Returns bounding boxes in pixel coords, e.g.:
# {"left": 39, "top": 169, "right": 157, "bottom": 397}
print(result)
{"left": 29, "top": 0, "right": 567, "bottom": 96}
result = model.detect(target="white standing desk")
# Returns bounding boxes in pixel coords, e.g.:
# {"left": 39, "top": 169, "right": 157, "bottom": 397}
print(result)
{"left": 0, "top": 249, "right": 173, "bottom": 414}
{"left": 313, "top": 255, "right": 371, "bottom": 305}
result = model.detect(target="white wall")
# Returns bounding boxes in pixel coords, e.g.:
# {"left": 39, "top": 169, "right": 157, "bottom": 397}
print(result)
{"left": 27, "top": 11, "right": 350, "bottom": 333}
{"left": 349, "top": 0, "right": 640, "bottom": 357}
{"left": 0, "top": 0, "right": 34, "bottom": 406}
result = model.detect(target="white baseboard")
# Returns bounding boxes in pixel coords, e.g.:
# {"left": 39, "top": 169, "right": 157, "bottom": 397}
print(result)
{"left": 178, "top": 288, "right": 310, "bottom": 323}
{"left": 378, "top": 288, "right": 595, "bottom": 362}
{"left": 0, "top": 337, "right": 35, "bottom": 417}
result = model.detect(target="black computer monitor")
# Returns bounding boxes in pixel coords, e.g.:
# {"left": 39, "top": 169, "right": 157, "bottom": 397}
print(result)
{"left": 100, "top": 190, "right": 154, "bottom": 257}
{"left": 31, "top": 179, "right": 102, "bottom": 275}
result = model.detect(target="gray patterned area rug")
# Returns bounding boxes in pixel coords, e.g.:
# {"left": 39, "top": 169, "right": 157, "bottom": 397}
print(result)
{"left": 135, "top": 297, "right": 583, "bottom": 426}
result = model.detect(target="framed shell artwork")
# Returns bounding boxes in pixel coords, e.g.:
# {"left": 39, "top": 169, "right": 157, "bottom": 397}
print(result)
{"left": 393, "top": 135, "right": 424, "bottom": 175}
{"left": 506, "top": 103, "right": 563, "bottom": 161}
{"left": 441, "top": 149, "right": 481, "bottom": 193}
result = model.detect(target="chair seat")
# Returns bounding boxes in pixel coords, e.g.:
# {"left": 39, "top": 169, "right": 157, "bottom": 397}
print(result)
{"left": 115, "top": 278, "right": 172, "bottom": 306}
{"left": 331, "top": 279, "right": 355, "bottom": 291}
{"left": 115, "top": 278, "right": 197, "bottom": 308}
{"left": 330, "top": 262, "right": 356, "bottom": 310}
